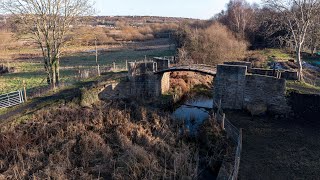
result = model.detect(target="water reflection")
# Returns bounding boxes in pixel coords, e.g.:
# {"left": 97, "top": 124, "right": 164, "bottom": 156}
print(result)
{"left": 172, "top": 96, "right": 213, "bottom": 134}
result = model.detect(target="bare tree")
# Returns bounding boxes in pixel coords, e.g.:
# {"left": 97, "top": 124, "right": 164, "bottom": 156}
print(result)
{"left": 264, "top": 0, "right": 320, "bottom": 80}
{"left": 306, "top": 14, "right": 320, "bottom": 55}
{"left": 0, "top": 0, "right": 94, "bottom": 88}
{"left": 226, "top": 0, "right": 255, "bottom": 38}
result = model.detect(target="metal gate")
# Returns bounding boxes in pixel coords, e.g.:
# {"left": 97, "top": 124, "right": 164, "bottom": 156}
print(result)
{"left": 0, "top": 90, "right": 25, "bottom": 109}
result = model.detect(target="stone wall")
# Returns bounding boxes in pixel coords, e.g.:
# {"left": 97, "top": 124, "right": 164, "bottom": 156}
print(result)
{"left": 248, "top": 68, "right": 276, "bottom": 77}
{"left": 248, "top": 68, "right": 298, "bottom": 81}
{"left": 244, "top": 75, "right": 288, "bottom": 114}
{"left": 214, "top": 65, "right": 247, "bottom": 109}
{"left": 223, "top": 61, "right": 298, "bottom": 81}
{"left": 128, "top": 62, "right": 156, "bottom": 77}
{"left": 280, "top": 70, "right": 299, "bottom": 80}
{"left": 127, "top": 60, "right": 170, "bottom": 97}
{"left": 214, "top": 64, "right": 290, "bottom": 114}
{"left": 153, "top": 58, "right": 170, "bottom": 70}
{"left": 224, "top": 62, "right": 252, "bottom": 71}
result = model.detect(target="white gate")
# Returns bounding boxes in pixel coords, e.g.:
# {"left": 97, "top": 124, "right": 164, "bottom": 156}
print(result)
{"left": 0, "top": 90, "right": 25, "bottom": 109}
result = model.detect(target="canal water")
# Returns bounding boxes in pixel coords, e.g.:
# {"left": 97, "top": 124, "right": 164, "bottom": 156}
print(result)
{"left": 172, "top": 95, "right": 213, "bottom": 134}
{"left": 172, "top": 95, "right": 218, "bottom": 179}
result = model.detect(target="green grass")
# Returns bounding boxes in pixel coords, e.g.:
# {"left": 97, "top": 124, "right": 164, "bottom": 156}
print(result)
{"left": 61, "top": 49, "right": 175, "bottom": 67}
{"left": 260, "top": 48, "right": 293, "bottom": 60}
{"left": 286, "top": 80, "right": 320, "bottom": 95}
{"left": 0, "top": 48, "right": 175, "bottom": 94}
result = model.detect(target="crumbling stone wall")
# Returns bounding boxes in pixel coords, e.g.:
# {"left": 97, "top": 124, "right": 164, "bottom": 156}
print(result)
{"left": 128, "top": 62, "right": 156, "bottom": 77}
{"left": 223, "top": 62, "right": 299, "bottom": 81}
{"left": 153, "top": 57, "right": 170, "bottom": 70}
{"left": 127, "top": 61, "right": 170, "bottom": 97}
{"left": 214, "top": 64, "right": 290, "bottom": 114}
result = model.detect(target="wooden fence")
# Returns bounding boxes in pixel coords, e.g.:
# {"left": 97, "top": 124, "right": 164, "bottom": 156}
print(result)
{"left": 0, "top": 90, "right": 25, "bottom": 109}
{"left": 214, "top": 101, "right": 243, "bottom": 180}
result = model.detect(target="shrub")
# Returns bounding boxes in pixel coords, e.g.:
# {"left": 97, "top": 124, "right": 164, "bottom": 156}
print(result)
{"left": 80, "top": 87, "right": 100, "bottom": 107}
{"left": 175, "top": 22, "right": 248, "bottom": 65}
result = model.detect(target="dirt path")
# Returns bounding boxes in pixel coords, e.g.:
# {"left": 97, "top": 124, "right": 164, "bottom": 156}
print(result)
{"left": 226, "top": 111, "right": 320, "bottom": 180}
{"left": 0, "top": 82, "right": 87, "bottom": 126}
{"left": 0, "top": 87, "right": 81, "bottom": 126}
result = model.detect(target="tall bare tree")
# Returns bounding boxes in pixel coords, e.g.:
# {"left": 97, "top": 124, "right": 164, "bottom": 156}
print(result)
{"left": 226, "top": 0, "right": 255, "bottom": 38}
{"left": 306, "top": 14, "right": 320, "bottom": 55}
{"left": 0, "top": 0, "right": 94, "bottom": 88}
{"left": 264, "top": 0, "right": 320, "bottom": 80}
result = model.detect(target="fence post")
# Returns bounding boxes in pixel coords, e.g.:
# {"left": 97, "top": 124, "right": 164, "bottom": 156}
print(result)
{"left": 113, "top": 62, "right": 116, "bottom": 71}
{"left": 222, "top": 113, "right": 226, "bottom": 130}
{"left": 95, "top": 39, "right": 101, "bottom": 76}
{"left": 240, "top": 128, "right": 243, "bottom": 151}
{"left": 23, "top": 80, "right": 27, "bottom": 102}
{"left": 126, "top": 60, "right": 128, "bottom": 71}
{"left": 19, "top": 90, "right": 22, "bottom": 103}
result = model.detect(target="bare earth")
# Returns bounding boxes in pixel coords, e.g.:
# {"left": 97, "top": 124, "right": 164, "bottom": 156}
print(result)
{"left": 226, "top": 111, "right": 320, "bottom": 180}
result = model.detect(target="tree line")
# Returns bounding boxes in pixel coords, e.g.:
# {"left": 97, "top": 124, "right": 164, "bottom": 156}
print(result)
{"left": 216, "top": 0, "right": 320, "bottom": 80}
{"left": 175, "top": 0, "right": 320, "bottom": 80}
{"left": 1, "top": 0, "right": 320, "bottom": 87}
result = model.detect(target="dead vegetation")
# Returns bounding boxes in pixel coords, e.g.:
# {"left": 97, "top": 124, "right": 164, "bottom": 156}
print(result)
{"left": 0, "top": 96, "right": 229, "bottom": 179}
{"left": 175, "top": 22, "right": 248, "bottom": 65}
{"left": 170, "top": 72, "right": 213, "bottom": 95}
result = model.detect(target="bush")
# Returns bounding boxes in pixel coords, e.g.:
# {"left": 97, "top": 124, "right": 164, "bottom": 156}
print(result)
{"left": 175, "top": 22, "right": 248, "bottom": 65}
{"left": 80, "top": 87, "right": 100, "bottom": 107}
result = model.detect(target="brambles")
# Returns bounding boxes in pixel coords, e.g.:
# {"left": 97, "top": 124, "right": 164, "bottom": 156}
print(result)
{"left": 0, "top": 99, "right": 229, "bottom": 179}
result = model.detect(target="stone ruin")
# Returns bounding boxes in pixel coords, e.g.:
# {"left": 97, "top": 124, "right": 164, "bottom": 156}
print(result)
{"left": 214, "top": 64, "right": 291, "bottom": 115}
{"left": 127, "top": 59, "right": 170, "bottom": 97}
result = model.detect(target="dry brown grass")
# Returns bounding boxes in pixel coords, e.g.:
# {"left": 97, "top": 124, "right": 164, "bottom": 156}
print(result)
{"left": 170, "top": 72, "right": 213, "bottom": 95}
{"left": 0, "top": 31, "right": 19, "bottom": 51}
{"left": 0, "top": 97, "right": 228, "bottom": 179}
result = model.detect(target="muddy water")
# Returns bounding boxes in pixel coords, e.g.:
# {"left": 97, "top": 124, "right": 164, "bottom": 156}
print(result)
{"left": 172, "top": 95, "right": 213, "bottom": 134}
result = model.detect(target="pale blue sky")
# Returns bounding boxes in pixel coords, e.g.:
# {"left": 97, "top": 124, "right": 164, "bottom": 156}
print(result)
{"left": 94, "top": 0, "right": 262, "bottom": 20}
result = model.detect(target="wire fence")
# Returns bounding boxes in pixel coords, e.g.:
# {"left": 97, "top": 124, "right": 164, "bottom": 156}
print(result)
{"left": 214, "top": 101, "right": 242, "bottom": 180}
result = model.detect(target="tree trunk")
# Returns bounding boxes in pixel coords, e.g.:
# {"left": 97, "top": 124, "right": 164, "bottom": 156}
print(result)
{"left": 296, "top": 44, "right": 303, "bottom": 81}
{"left": 311, "top": 47, "right": 316, "bottom": 56}
{"left": 55, "top": 56, "right": 60, "bottom": 86}
{"left": 52, "top": 65, "right": 56, "bottom": 89}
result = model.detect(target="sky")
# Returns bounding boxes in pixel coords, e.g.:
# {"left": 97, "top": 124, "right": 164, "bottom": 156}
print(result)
{"left": 94, "top": 0, "right": 262, "bottom": 20}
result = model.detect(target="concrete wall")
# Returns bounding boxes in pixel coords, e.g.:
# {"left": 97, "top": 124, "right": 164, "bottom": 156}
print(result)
{"left": 214, "top": 64, "right": 290, "bottom": 114}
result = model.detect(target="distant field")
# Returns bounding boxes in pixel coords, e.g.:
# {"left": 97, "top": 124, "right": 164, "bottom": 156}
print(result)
{"left": 0, "top": 39, "right": 175, "bottom": 94}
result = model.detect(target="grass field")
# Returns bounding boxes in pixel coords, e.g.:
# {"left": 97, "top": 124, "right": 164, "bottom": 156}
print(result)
{"left": 0, "top": 39, "right": 175, "bottom": 94}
